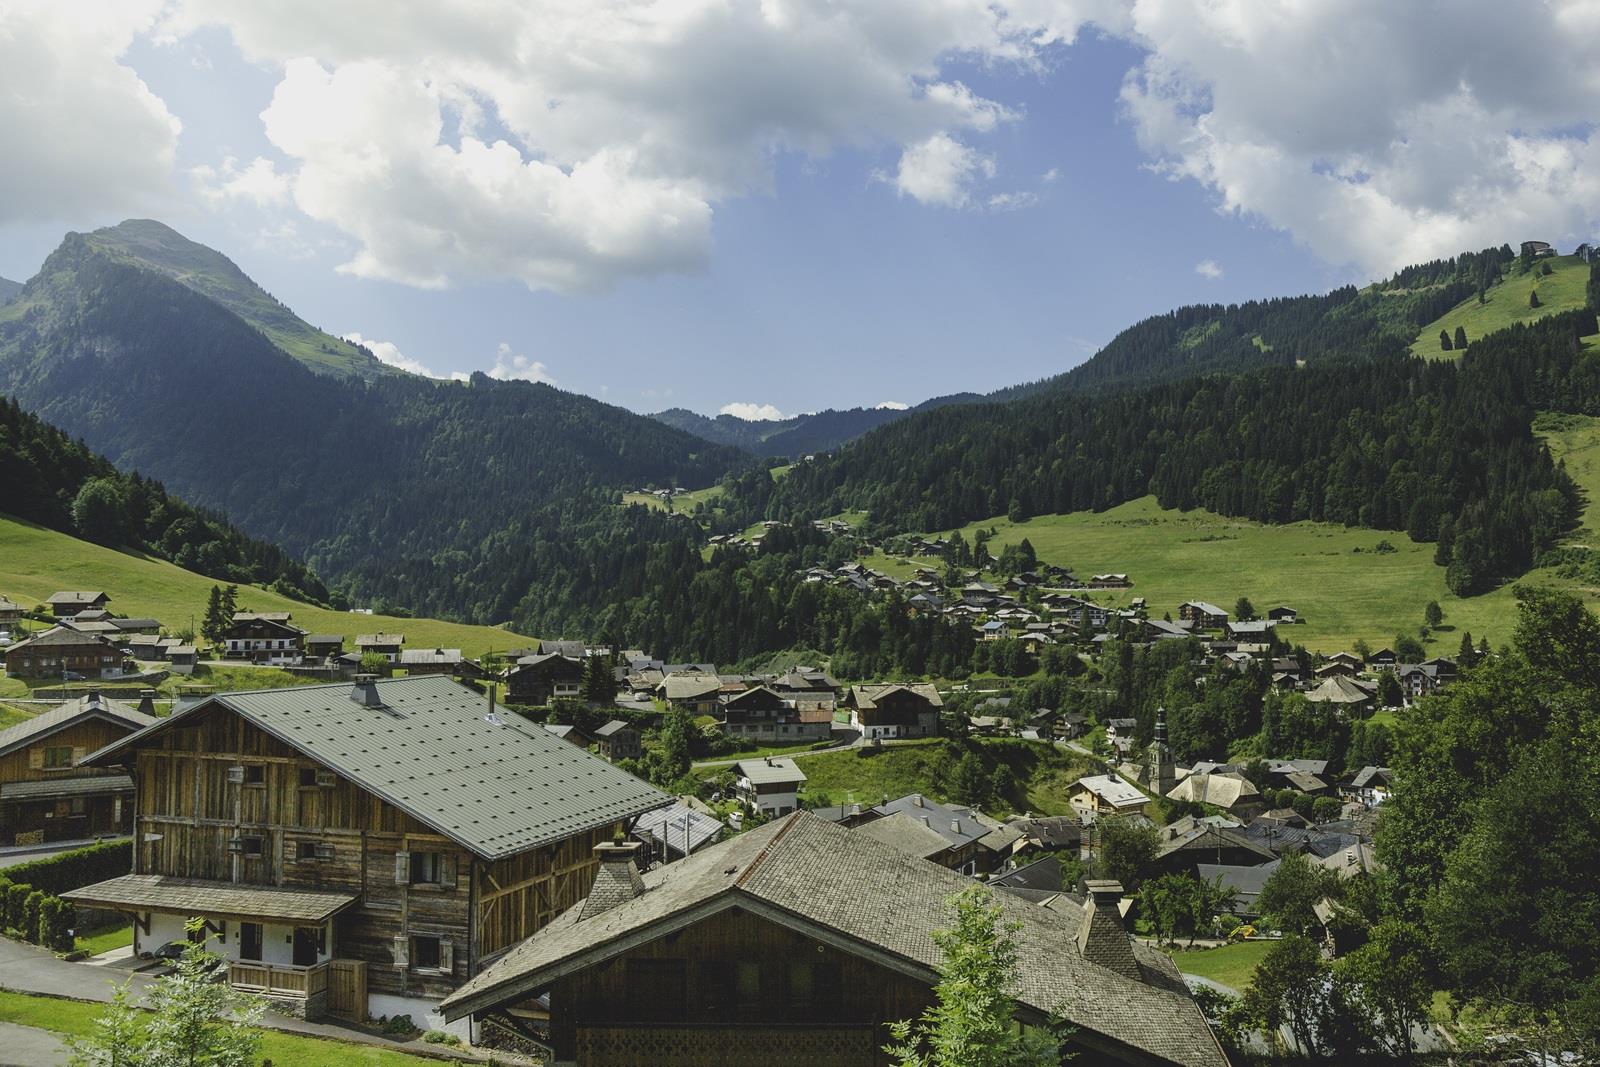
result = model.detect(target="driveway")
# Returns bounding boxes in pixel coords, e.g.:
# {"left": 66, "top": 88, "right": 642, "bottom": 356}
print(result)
{"left": 0, "top": 1020, "right": 67, "bottom": 1066}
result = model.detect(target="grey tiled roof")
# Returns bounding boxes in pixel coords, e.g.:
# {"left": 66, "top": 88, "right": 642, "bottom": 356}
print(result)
{"left": 64, "top": 874, "right": 357, "bottom": 924}
{"left": 442, "top": 812, "right": 1228, "bottom": 1067}
{"left": 85, "top": 676, "right": 670, "bottom": 860}
{"left": 853, "top": 811, "right": 954, "bottom": 858}
{"left": 0, "top": 694, "right": 155, "bottom": 760}
{"left": 0, "top": 774, "right": 134, "bottom": 800}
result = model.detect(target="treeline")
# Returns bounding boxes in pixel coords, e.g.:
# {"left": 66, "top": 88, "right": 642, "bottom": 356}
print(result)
{"left": 1050, "top": 246, "right": 1513, "bottom": 394}
{"left": 756, "top": 310, "right": 1600, "bottom": 595}
{"left": 0, "top": 395, "right": 327, "bottom": 601}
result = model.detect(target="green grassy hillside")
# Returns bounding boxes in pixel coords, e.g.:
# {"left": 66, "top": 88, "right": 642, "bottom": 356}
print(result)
{"left": 76, "top": 220, "right": 404, "bottom": 381}
{"left": 891, "top": 443, "right": 1600, "bottom": 654}
{"left": 1412, "top": 254, "right": 1590, "bottom": 359}
{"left": 0, "top": 512, "right": 535, "bottom": 659}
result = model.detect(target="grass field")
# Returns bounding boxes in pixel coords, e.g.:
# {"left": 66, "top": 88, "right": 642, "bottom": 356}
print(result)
{"left": 622, "top": 484, "right": 725, "bottom": 513}
{"left": 0, "top": 512, "right": 535, "bottom": 660}
{"left": 0, "top": 989, "right": 451, "bottom": 1066}
{"left": 788, "top": 739, "right": 1097, "bottom": 818}
{"left": 1412, "top": 254, "right": 1591, "bottom": 360}
{"left": 1169, "top": 940, "right": 1275, "bottom": 992}
{"left": 0, "top": 702, "right": 34, "bottom": 728}
{"left": 75, "top": 922, "right": 132, "bottom": 956}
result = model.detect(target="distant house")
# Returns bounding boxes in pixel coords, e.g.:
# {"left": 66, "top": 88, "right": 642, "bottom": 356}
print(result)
{"left": 733, "top": 757, "right": 806, "bottom": 817}
{"left": 47, "top": 591, "right": 109, "bottom": 619}
{"left": 4, "top": 626, "right": 125, "bottom": 679}
{"left": 0, "top": 595, "right": 23, "bottom": 626}
{"left": 1366, "top": 647, "right": 1397, "bottom": 669}
{"left": 658, "top": 672, "right": 723, "bottom": 714}
{"left": 1088, "top": 573, "right": 1132, "bottom": 588}
{"left": 1152, "top": 815, "right": 1275, "bottom": 876}
{"left": 863, "top": 793, "right": 1002, "bottom": 876}
{"left": 355, "top": 633, "right": 406, "bottom": 662}
{"left": 632, "top": 802, "right": 724, "bottom": 862}
{"left": 1521, "top": 240, "right": 1555, "bottom": 258}
{"left": 166, "top": 646, "right": 198, "bottom": 675}
{"left": 1178, "top": 601, "right": 1229, "bottom": 630}
{"left": 542, "top": 723, "right": 596, "bottom": 749}
{"left": 507, "top": 653, "right": 584, "bottom": 705}
{"left": 1194, "top": 860, "right": 1280, "bottom": 918}
{"left": 537, "top": 639, "right": 588, "bottom": 659}
{"left": 0, "top": 691, "right": 156, "bottom": 845}
{"left": 109, "top": 618, "right": 162, "bottom": 636}
{"left": 844, "top": 683, "right": 942, "bottom": 740}
{"left": 1305, "top": 675, "right": 1376, "bottom": 715}
{"left": 399, "top": 648, "right": 482, "bottom": 679}
{"left": 1226, "top": 619, "right": 1275, "bottom": 640}
{"left": 593, "top": 720, "right": 642, "bottom": 763}
{"left": 304, "top": 635, "right": 344, "bottom": 661}
{"left": 1266, "top": 606, "right": 1299, "bottom": 624}
{"left": 1346, "top": 765, "right": 1394, "bottom": 807}
{"left": 1068, "top": 774, "right": 1150, "bottom": 819}
{"left": 1165, "top": 771, "right": 1264, "bottom": 817}
{"left": 719, "top": 686, "right": 831, "bottom": 745}
{"left": 222, "top": 612, "right": 307, "bottom": 665}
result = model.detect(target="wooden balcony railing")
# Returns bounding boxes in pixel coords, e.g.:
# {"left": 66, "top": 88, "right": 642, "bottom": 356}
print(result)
{"left": 228, "top": 960, "right": 329, "bottom": 998}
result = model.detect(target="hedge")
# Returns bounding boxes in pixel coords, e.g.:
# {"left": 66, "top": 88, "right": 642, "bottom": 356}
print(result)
{"left": 0, "top": 840, "right": 133, "bottom": 951}
{"left": 4, "top": 840, "right": 131, "bottom": 896}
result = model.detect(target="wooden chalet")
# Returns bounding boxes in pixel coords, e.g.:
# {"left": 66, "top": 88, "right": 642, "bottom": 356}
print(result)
{"left": 843, "top": 683, "right": 942, "bottom": 740}
{"left": 222, "top": 612, "right": 307, "bottom": 665}
{"left": 355, "top": 633, "right": 406, "bottom": 662}
{"left": 0, "top": 595, "right": 25, "bottom": 626}
{"left": 1178, "top": 601, "right": 1229, "bottom": 630}
{"left": 657, "top": 672, "right": 722, "bottom": 714}
{"left": 733, "top": 757, "right": 806, "bottom": 817}
{"left": 304, "top": 635, "right": 344, "bottom": 661}
{"left": 64, "top": 676, "right": 668, "bottom": 1037}
{"left": 398, "top": 647, "right": 483, "bottom": 679}
{"left": 719, "top": 685, "right": 831, "bottom": 745}
{"left": 507, "top": 653, "right": 583, "bottom": 705}
{"left": 0, "top": 691, "right": 155, "bottom": 845}
{"left": 48, "top": 591, "right": 109, "bottom": 618}
{"left": 593, "top": 721, "right": 643, "bottom": 763}
{"left": 437, "top": 813, "right": 1227, "bottom": 1067}
{"left": 3, "top": 626, "right": 126, "bottom": 679}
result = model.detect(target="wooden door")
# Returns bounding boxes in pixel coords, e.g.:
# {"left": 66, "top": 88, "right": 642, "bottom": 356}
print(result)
{"left": 328, "top": 959, "right": 367, "bottom": 1022}
{"left": 239, "top": 922, "right": 263, "bottom": 962}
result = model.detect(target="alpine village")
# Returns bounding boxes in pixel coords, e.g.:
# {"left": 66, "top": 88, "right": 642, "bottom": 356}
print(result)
{"left": 4, "top": 11, "right": 1600, "bottom": 1067}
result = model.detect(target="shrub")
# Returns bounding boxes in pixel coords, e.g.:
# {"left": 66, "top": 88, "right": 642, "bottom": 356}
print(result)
{"left": 380, "top": 1014, "right": 419, "bottom": 1036}
{"left": 22, "top": 891, "right": 45, "bottom": 944}
{"left": 2, "top": 882, "right": 29, "bottom": 932}
{"left": 6, "top": 840, "right": 132, "bottom": 896}
{"left": 38, "top": 894, "right": 74, "bottom": 952}
{"left": 422, "top": 1030, "right": 462, "bottom": 1046}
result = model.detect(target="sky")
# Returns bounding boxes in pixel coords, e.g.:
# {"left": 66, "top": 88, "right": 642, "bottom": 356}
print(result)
{"left": 3, "top": 2, "right": 1599, "bottom": 418}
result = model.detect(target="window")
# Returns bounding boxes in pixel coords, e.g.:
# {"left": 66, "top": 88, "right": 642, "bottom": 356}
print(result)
{"left": 298, "top": 767, "right": 318, "bottom": 788}
{"left": 297, "top": 841, "right": 319, "bottom": 861}
{"left": 410, "top": 851, "right": 444, "bottom": 884}
{"left": 411, "top": 935, "right": 441, "bottom": 970}
{"left": 238, "top": 836, "right": 264, "bottom": 858}
{"left": 43, "top": 746, "right": 73, "bottom": 769}
{"left": 242, "top": 765, "right": 265, "bottom": 786}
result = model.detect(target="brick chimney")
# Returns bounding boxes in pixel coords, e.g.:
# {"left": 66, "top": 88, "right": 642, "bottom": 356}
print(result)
{"left": 578, "top": 840, "right": 646, "bottom": 921}
{"left": 1077, "top": 880, "right": 1141, "bottom": 981}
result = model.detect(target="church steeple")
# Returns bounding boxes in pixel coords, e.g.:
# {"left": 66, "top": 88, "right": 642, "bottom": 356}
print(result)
{"left": 1144, "top": 706, "right": 1176, "bottom": 798}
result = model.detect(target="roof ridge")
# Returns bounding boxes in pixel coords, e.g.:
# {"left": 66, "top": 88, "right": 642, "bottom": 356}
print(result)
{"left": 734, "top": 811, "right": 803, "bottom": 888}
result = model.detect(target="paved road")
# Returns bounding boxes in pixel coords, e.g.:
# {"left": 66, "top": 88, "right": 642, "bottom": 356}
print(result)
{"left": 691, "top": 726, "right": 956, "bottom": 769}
{"left": 0, "top": 1020, "right": 67, "bottom": 1066}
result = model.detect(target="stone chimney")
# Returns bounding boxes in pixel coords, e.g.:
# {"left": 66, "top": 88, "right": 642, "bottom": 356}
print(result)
{"left": 579, "top": 840, "right": 646, "bottom": 921}
{"left": 137, "top": 689, "right": 158, "bottom": 717}
{"left": 1077, "top": 880, "right": 1141, "bottom": 981}
{"left": 350, "top": 674, "right": 383, "bottom": 708}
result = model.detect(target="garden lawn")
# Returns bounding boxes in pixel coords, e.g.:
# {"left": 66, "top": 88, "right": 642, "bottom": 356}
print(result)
{"left": 0, "top": 512, "right": 535, "bottom": 659}
{"left": 74, "top": 923, "right": 132, "bottom": 956}
{"left": 1169, "top": 939, "right": 1275, "bottom": 993}
{"left": 0, "top": 989, "right": 451, "bottom": 1066}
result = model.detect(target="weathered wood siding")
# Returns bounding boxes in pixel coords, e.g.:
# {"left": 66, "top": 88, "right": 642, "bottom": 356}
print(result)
{"left": 131, "top": 705, "right": 616, "bottom": 1003}
{"left": 0, "top": 719, "right": 134, "bottom": 784}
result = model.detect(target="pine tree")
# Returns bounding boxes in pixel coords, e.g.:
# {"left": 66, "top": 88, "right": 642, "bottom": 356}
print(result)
{"left": 200, "top": 585, "right": 225, "bottom": 647}
{"left": 1530, "top": 289, "right": 1542, "bottom": 308}
{"left": 1439, "top": 329, "right": 1452, "bottom": 351}
{"left": 1454, "top": 325, "right": 1468, "bottom": 349}
{"left": 1458, "top": 630, "right": 1474, "bottom": 665}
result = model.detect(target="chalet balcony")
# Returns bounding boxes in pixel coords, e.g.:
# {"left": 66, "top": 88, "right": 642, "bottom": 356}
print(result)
{"left": 228, "top": 959, "right": 330, "bottom": 999}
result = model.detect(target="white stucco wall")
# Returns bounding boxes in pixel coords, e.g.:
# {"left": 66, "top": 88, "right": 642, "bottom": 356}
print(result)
{"left": 134, "top": 912, "right": 329, "bottom": 967}
{"left": 367, "top": 993, "right": 473, "bottom": 1041}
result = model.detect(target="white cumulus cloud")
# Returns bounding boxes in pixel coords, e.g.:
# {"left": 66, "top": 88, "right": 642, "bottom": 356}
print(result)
{"left": 487, "top": 342, "right": 556, "bottom": 385}
{"left": 192, "top": 156, "right": 290, "bottom": 208}
{"left": 875, "top": 400, "right": 910, "bottom": 410}
{"left": 341, "top": 331, "right": 451, "bottom": 378}
{"left": 721, "top": 402, "right": 787, "bottom": 421}
{"left": 0, "top": 0, "right": 180, "bottom": 224}
{"left": 891, "top": 133, "right": 997, "bottom": 208}
{"left": 1194, "top": 259, "right": 1223, "bottom": 279}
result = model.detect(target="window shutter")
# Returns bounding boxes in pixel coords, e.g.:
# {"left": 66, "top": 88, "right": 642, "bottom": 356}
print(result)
{"left": 27, "top": 748, "right": 43, "bottom": 770}
{"left": 391, "top": 935, "right": 408, "bottom": 967}
{"left": 439, "top": 939, "right": 454, "bottom": 973}
{"left": 441, "top": 853, "right": 457, "bottom": 890}
{"left": 394, "top": 851, "right": 410, "bottom": 885}
{"left": 71, "top": 746, "right": 86, "bottom": 766}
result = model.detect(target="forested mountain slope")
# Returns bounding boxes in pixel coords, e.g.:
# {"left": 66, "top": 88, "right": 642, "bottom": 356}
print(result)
{"left": 0, "top": 225, "right": 746, "bottom": 625}
{"left": 0, "top": 277, "right": 20, "bottom": 308}
{"left": 0, "top": 395, "right": 325, "bottom": 601}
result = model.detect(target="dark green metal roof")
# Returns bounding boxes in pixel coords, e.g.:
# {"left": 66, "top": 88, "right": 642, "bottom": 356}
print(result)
{"left": 89, "top": 675, "right": 669, "bottom": 860}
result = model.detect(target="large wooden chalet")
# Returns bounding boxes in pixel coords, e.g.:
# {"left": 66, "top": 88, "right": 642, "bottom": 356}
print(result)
{"left": 719, "top": 685, "right": 832, "bottom": 745}
{"left": 3, "top": 626, "right": 126, "bottom": 679}
{"left": 438, "top": 812, "right": 1228, "bottom": 1067}
{"left": 507, "top": 653, "right": 584, "bottom": 705}
{"left": 64, "top": 676, "right": 669, "bottom": 1037}
{"left": 222, "top": 612, "right": 307, "bottom": 665}
{"left": 0, "top": 691, "right": 155, "bottom": 845}
{"left": 844, "top": 683, "right": 942, "bottom": 740}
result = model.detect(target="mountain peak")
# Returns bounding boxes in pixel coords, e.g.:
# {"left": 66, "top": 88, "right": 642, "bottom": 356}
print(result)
{"left": 69, "top": 219, "right": 409, "bottom": 382}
